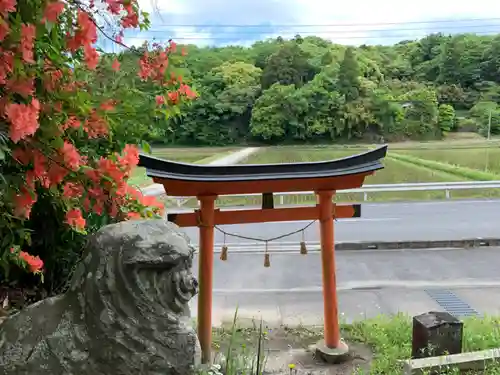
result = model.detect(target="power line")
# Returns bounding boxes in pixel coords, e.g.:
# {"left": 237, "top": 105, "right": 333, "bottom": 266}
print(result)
{"left": 123, "top": 30, "right": 500, "bottom": 41}
{"left": 136, "top": 23, "right": 500, "bottom": 35}
{"left": 152, "top": 17, "right": 500, "bottom": 28}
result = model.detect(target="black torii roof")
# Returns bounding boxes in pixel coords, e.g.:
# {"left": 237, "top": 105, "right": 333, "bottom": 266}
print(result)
{"left": 138, "top": 145, "right": 388, "bottom": 183}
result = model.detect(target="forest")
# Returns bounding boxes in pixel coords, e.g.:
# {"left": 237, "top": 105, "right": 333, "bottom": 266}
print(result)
{"left": 98, "top": 32, "right": 500, "bottom": 145}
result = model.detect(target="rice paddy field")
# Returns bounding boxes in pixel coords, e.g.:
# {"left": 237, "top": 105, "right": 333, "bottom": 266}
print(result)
{"left": 211, "top": 140, "right": 500, "bottom": 206}
{"left": 397, "top": 148, "right": 500, "bottom": 174}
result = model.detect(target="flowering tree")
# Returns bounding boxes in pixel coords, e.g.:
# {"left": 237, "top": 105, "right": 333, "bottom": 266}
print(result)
{"left": 0, "top": 0, "right": 195, "bottom": 295}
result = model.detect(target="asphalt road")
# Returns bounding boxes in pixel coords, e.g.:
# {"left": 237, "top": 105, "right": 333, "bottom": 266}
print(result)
{"left": 189, "top": 247, "right": 500, "bottom": 325}
{"left": 196, "top": 247, "right": 500, "bottom": 292}
{"left": 182, "top": 199, "right": 500, "bottom": 248}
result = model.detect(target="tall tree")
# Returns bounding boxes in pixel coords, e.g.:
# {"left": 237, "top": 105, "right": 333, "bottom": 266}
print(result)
{"left": 338, "top": 47, "right": 361, "bottom": 101}
{"left": 261, "top": 42, "right": 317, "bottom": 89}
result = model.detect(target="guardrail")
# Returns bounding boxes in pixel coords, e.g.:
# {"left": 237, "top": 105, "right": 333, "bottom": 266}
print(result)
{"left": 143, "top": 180, "right": 500, "bottom": 207}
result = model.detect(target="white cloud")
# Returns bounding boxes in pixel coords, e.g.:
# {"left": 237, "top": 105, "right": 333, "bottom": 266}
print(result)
{"left": 137, "top": 0, "right": 188, "bottom": 14}
{"left": 294, "top": 0, "right": 500, "bottom": 24}
{"left": 117, "top": 0, "right": 500, "bottom": 48}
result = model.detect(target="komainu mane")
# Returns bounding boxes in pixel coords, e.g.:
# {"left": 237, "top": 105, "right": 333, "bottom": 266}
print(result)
{"left": 0, "top": 220, "right": 200, "bottom": 375}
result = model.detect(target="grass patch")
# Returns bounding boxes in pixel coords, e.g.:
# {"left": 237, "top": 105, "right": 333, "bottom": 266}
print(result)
{"left": 385, "top": 136, "right": 500, "bottom": 150}
{"left": 195, "top": 150, "right": 236, "bottom": 165}
{"left": 398, "top": 148, "right": 500, "bottom": 175}
{"left": 206, "top": 314, "right": 500, "bottom": 374}
{"left": 389, "top": 152, "right": 500, "bottom": 181}
{"left": 242, "top": 146, "right": 368, "bottom": 164}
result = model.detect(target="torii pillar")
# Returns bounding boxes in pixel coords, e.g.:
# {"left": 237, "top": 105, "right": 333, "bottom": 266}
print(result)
{"left": 316, "top": 190, "right": 348, "bottom": 362}
{"left": 138, "top": 145, "right": 388, "bottom": 364}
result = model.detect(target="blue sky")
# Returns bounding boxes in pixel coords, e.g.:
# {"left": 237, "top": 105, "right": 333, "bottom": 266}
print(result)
{"left": 104, "top": 0, "right": 500, "bottom": 50}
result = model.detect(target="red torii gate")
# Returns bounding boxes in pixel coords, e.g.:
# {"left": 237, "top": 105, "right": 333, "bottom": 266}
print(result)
{"left": 139, "top": 145, "right": 387, "bottom": 363}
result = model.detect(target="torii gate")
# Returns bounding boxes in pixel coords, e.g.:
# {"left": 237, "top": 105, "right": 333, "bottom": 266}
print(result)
{"left": 139, "top": 145, "right": 387, "bottom": 363}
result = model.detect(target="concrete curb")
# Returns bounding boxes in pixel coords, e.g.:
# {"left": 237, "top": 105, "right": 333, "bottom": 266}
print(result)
{"left": 335, "top": 238, "right": 500, "bottom": 251}
{"left": 198, "top": 238, "right": 500, "bottom": 254}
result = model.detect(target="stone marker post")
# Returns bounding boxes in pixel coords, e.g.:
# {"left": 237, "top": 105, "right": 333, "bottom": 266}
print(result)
{"left": 412, "top": 311, "right": 463, "bottom": 359}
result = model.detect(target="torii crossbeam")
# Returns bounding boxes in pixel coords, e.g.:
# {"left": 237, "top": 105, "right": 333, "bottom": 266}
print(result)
{"left": 139, "top": 145, "right": 388, "bottom": 363}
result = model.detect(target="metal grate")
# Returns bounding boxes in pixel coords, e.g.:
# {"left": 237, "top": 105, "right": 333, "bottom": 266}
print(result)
{"left": 425, "top": 289, "right": 479, "bottom": 318}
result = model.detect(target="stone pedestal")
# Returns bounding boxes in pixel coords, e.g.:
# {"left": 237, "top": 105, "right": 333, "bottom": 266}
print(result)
{"left": 315, "top": 339, "right": 350, "bottom": 364}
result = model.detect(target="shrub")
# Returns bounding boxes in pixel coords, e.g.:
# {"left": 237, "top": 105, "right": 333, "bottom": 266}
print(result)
{"left": 0, "top": 0, "right": 195, "bottom": 296}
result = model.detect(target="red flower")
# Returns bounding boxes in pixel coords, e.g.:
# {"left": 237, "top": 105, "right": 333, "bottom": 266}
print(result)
{"left": 7, "top": 76, "right": 35, "bottom": 98}
{"left": 84, "top": 45, "right": 99, "bottom": 70}
{"left": 19, "top": 251, "right": 44, "bottom": 273}
{"left": 65, "top": 208, "right": 86, "bottom": 230}
{"left": 0, "top": 0, "right": 16, "bottom": 16}
{"left": 0, "top": 19, "right": 9, "bottom": 41}
{"left": 0, "top": 49, "right": 13, "bottom": 84}
{"left": 127, "top": 212, "right": 141, "bottom": 220}
{"left": 100, "top": 99, "right": 116, "bottom": 111}
{"left": 155, "top": 95, "right": 165, "bottom": 106}
{"left": 5, "top": 98, "right": 40, "bottom": 143}
{"left": 111, "top": 58, "right": 120, "bottom": 72}
{"left": 62, "top": 182, "right": 84, "bottom": 198}
{"left": 20, "top": 23, "right": 36, "bottom": 63}
{"left": 60, "top": 141, "right": 82, "bottom": 171}
{"left": 13, "top": 187, "right": 37, "bottom": 219}
{"left": 60, "top": 116, "right": 81, "bottom": 131}
{"left": 42, "top": 1, "right": 65, "bottom": 23}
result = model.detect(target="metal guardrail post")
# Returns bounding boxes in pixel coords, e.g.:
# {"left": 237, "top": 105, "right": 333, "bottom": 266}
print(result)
{"left": 144, "top": 180, "right": 500, "bottom": 206}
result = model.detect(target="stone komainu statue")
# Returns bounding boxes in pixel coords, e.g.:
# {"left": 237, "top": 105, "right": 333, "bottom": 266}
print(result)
{"left": 0, "top": 220, "right": 200, "bottom": 375}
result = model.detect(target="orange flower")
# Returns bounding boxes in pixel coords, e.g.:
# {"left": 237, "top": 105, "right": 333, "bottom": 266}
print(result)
{"left": 62, "top": 182, "right": 84, "bottom": 199}
{"left": 155, "top": 95, "right": 165, "bottom": 106}
{"left": 5, "top": 98, "right": 40, "bottom": 143}
{"left": 19, "top": 251, "right": 44, "bottom": 273}
{"left": 84, "top": 44, "right": 99, "bottom": 70}
{"left": 60, "top": 141, "right": 82, "bottom": 171}
{"left": 0, "top": 0, "right": 16, "bottom": 16}
{"left": 20, "top": 23, "right": 36, "bottom": 63}
{"left": 0, "top": 19, "right": 10, "bottom": 41}
{"left": 42, "top": 1, "right": 65, "bottom": 23}
{"left": 13, "top": 187, "right": 37, "bottom": 219}
{"left": 111, "top": 58, "right": 120, "bottom": 72}
{"left": 65, "top": 208, "right": 86, "bottom": 231}
{"left": 6, "top": 76, "right": 35, "bottom": 97}
{"left": 127, "top": 212, "right": 141, "bottom": 220}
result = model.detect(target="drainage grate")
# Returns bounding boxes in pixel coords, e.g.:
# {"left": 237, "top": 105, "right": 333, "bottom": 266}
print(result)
{"left": 425, "top": 289, "right": 479, "bottom": 318}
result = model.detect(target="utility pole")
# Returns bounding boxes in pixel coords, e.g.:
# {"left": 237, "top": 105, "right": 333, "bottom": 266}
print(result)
{"left": 486, "top": 109, "right": 492, "bottom": 171}
{"left": 487, "top": 109, "right": 492, "bottom": 141}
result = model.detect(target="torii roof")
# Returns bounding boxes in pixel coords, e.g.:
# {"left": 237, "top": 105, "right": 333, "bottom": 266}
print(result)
{"left": 138, "top": 145, "right": 388, "bottom": 196}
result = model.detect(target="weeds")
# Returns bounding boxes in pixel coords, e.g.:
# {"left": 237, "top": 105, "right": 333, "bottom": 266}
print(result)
{"left": 201, "top": 313, "right": 500, "bottom": 374}
{"left": 199, "top": 308, "right": 268, "bottom": 375}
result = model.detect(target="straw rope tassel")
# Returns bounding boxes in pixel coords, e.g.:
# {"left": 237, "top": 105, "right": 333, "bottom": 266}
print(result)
{"left": 220, "top": 245, "right": 228, "bottom": 261}
{"left": 300, "top": 230, "right": 308, "bottom": 255}
{"left": 220, "top": 233, "right": 228, "bottom": 261}
{"left": 264, "top": 241, "right": 270, "bottom": 268}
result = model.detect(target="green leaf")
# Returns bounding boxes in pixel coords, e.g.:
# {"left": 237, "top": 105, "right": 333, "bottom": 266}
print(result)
{"left": 51, "top": 137, "right": 64, "bottom": 149}
{"left": 141, "top": 140, "right": 152, "bottom": 154}
{"left": 44, "top": 21, "right": 54, "bottom": 33}
{"left": 0, "top": 148, "right": 5, "bottom": 161}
